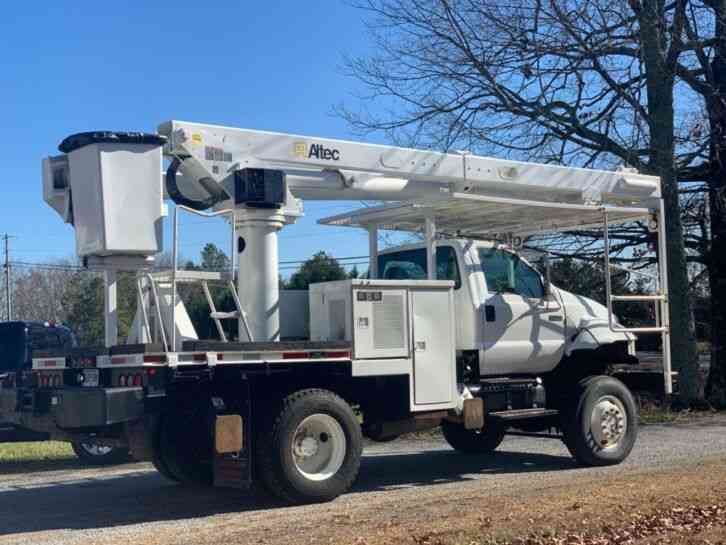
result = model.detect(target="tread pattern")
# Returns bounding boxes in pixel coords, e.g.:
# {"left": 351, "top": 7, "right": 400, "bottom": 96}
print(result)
{"left": 255, "top": 388, "right": 362, "bottom": 504}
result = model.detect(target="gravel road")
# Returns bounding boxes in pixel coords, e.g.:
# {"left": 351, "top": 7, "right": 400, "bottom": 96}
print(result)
{"left": 1, "top": 416, "right": 725, "bottom": 545}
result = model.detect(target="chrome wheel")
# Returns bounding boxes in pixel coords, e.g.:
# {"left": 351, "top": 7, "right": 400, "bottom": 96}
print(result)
{"left": 291, "top": 413, "right": 346, "bottom": 481}
{"left": 79, "top": 443, "right": 113, "bottom": 456}
{"left": 590, "top": 395, "right": 627, "bottom": 450}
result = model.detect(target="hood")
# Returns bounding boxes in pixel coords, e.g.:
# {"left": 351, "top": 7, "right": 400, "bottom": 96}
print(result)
{"left": 554, "top": 286, "right": 635, "bottom": 351}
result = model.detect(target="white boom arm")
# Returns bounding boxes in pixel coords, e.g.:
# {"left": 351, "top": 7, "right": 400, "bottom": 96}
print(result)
{"left": 156, "top": 120, "right": 663, "bottom": 342}
{"left": 158, "top": 120, "right": 661, "bottom": 207}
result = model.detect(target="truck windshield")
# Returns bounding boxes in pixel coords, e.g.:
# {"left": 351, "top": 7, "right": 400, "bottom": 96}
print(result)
{"left": 377, "top": 246, "right": 461, "bottom": 288}
{"left": 0, "top": 323, "right": 27, "bottom": 373}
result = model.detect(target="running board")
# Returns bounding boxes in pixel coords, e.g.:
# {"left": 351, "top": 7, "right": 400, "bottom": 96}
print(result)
{"left": 488, "top": 408, "right": 558, "bottom": 423}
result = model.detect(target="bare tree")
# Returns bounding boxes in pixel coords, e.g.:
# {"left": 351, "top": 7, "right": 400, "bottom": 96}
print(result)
{"left": 340, "top": 0, "right": 710, "bottom": 402}
{"left": 11, "top": 263, "right": 78, "bottom": 323}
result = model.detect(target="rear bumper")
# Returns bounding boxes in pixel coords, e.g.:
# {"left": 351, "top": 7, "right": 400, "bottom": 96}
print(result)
{"left": 0, "top": 387, "right": 144, "bottom": 431}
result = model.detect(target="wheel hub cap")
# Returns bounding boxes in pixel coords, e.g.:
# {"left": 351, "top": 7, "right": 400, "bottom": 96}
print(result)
{"left": 590, "top": 396, "right": 627, "bottom": 450}
{"left": 292, "top": 414, "right": 346, "bottom": 482}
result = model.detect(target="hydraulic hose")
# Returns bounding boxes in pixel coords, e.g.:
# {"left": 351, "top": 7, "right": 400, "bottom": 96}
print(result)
{"left": 165, "top": 157, "right": 229, "bottom": 211}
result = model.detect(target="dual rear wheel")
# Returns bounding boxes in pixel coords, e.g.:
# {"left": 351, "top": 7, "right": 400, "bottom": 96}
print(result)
{"left": 151, "top": 388, "right": 363, "bottom": 504}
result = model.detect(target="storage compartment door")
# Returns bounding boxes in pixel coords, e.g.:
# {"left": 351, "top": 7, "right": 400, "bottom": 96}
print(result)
{"left": 412, "top": 290, "right": 454, "bottom": 405}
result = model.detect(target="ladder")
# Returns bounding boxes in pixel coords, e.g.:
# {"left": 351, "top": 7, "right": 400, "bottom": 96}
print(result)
{"left": 136, "top": 270, "right": 254, "bottom": 351}
{"left": 602, "top": 207, "right": 672, "bottom": 393}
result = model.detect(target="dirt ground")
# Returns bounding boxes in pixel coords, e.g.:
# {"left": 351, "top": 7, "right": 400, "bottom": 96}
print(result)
{"left": 1, "top": 416, "right": 725, "bottom": 545}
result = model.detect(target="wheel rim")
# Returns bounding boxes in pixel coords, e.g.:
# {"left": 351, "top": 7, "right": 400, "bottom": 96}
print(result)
{"left": 291, "top": 413, "right": 347, "bottom": 482}
{"left": 80, "top": 443, "right": 113, "bottom": 456}
{"left": 590, "top": 395, "right": 628, "bottom": 450}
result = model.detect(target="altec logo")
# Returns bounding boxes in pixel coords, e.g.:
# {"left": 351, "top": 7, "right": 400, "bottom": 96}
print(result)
{"left": 293, "top": 141, "right": 340, "bottom": 161}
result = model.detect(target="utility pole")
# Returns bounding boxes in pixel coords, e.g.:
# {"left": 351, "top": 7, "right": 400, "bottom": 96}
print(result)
{"left": 4, "top": 234, "right": 11, "bottom": 322}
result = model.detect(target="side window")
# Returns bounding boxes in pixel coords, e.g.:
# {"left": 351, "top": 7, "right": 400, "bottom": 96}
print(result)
{"left": 27, "top": 326, "right": 62, "bottom": 351}
{"left": 435, "top": 246, "right": 461, "bottom": 289}
{"left": 377, "top": 246, "right": 461, "bottom": 288}
{"left": 478, "top": 248, "right": 544, "bottom": 298}
{"left": 379, "top": 249, "right": 427, "bottom": 280}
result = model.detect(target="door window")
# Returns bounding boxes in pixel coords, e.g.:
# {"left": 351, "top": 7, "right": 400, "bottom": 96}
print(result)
{"left": 478, "top": 248, "right": 544, "bottom": 298}
{"left": 378, "top": 246, "right": 461, "bottom": 288}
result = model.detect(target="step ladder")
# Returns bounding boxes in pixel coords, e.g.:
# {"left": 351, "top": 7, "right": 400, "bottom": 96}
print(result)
{"left": 136, "top": 270, "right": 253, "bottom": 351}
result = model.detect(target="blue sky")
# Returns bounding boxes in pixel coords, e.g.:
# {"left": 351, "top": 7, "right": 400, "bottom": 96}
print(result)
{"left": 0, "top": 1, "right": 385, "bottom": 276}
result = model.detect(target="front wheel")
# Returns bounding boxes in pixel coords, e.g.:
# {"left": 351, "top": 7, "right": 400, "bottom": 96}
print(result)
{"left": 441, "top": 420, "right": 506, "bottom": 453}
{"left": 561, "top": 375, "right": 638, "bottom": 466}
{"left": 71, "top": 442, "right": 132, "bottom": 466}
{"left": 256, "top": 389, "right": 363, "bottom": 504}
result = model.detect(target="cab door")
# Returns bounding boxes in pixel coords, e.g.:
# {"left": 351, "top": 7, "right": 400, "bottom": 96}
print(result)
{"left": 478, "top": 247, "right": 565, "bottom": 375}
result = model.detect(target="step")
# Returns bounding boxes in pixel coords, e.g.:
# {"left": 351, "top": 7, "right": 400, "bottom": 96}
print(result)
{"left": 488, "top": 408, "right": 558, "bottom": 422}
{"left": 211, "top": 311, "right": 241, "bottom": 320}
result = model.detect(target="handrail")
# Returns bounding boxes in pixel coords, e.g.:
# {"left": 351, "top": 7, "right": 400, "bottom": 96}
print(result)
{"left": 171, "top": 205, "right": 236, "bottom": 351}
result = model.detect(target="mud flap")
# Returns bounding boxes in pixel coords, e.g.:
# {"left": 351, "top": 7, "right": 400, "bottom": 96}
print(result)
{"left": 463, "top": 398, "right": 484, "bottom": 430}
{"left": 212, "top": 394, "right": 252, "bottom": 489}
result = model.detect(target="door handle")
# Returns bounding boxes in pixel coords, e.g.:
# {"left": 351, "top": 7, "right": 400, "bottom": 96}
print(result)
{"left": 484, "top": 305, "right": 496, "bottom": 322}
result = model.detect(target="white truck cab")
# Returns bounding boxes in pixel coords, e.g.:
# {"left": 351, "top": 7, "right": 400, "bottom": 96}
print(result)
{"left": 377, "top": 240, "right": 635, "bottom": 377}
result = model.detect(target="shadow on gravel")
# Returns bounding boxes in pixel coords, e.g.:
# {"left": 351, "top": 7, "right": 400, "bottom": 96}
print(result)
{"left": 0, "top": 447, "right": 574, "bottom": 536}
{"left": 353, "top": 448, "right": 576, "bottom": 492}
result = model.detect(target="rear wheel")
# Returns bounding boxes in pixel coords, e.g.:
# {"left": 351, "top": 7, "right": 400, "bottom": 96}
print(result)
{"left": 441, "top": 420, "right": 506, "bottom": 453}
{"left": 71, "top": 442, "right": 131, "bottom": 466}
{"left": 256, "top": 389, "right": 362, "bottom": 504}
{"left": 561, "top": 375, "right": 637, "bottom": 466}
{"left": 155, "top": 411, "right": 213, "bottom": 485}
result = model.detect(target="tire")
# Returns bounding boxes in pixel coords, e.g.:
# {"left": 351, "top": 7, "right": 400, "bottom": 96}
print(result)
{"left": 255, "top": 388, "right": 363, "bottom": 504}
{"left": 156, "top": 412, "right": 213, "bottom": 486}
{"left": 561, "top": 375, "right": 638, "bottom": 466}
{"left": 441, "top": 420, "right": 506, "bottom": 454}
{"left": 151, "top": 421, "right": 179, "bottom": 482}
{"left": 71, "top": 442, "right": 131, "bottom": 466}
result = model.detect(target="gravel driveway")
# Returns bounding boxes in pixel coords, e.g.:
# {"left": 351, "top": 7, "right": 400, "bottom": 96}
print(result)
{"left": 1, "top": 416, "right": 725, "bottom": 545}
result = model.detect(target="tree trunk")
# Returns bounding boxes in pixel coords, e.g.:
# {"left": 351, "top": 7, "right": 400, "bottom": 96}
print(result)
{"left": 638, "top": 0, "right": 701, "bottom": 403}
{"left": 705, "top": 0, "right": 726, "bottom": 408}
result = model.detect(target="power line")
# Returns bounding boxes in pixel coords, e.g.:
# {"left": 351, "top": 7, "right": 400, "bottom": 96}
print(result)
{"left": 10, "top": 253, "right": 373, "bottom": 272}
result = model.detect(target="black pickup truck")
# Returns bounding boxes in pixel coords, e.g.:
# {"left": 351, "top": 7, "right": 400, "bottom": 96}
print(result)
{"left": 0, "top": 321, "right": 130, "bottom": 465}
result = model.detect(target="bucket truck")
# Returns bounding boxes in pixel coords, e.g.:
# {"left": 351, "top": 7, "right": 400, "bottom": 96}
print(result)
{"left": 0, "top": 122, "right": 672, "bottom": 503}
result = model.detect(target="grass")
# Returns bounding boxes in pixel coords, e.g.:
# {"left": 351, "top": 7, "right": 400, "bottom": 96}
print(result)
{"left": 0, "top": 441, "right": 74, "bottom": 464}
{"left": 634, "top": 392, "right": 720, "bottom": 424}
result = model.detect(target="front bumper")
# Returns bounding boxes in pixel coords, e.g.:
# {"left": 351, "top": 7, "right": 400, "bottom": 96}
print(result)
{"left": 0, "top": 387, "right": 145, "bottom": 431}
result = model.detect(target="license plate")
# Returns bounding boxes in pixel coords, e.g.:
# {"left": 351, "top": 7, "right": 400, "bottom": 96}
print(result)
{"left": 83, "top": 369, "right": 99, "bottom": 387}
